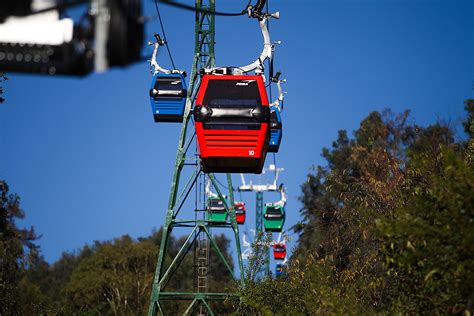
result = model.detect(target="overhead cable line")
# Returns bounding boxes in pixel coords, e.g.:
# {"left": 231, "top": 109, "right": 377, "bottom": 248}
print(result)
{"left": 266, "top": 0, "right": 273, "bottom": 98}
{"left": 214, "top": 176, "right": 229, "bottom": 191}
{"left": 16, "top": 0, "right": 254, "bottom": 22}
{"left": 12, "top": 0, "right": 90, "bottom": 16}
{"left": 154, "top": 0, "right": 177, "bottom": 70}
{"left": 156, "top": 0, "right": 251, "bottom": 17}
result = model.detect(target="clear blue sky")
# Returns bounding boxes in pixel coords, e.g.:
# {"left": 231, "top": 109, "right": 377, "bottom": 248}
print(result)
{"left": 0, "top": 0, "right": 472, "bottom": 268}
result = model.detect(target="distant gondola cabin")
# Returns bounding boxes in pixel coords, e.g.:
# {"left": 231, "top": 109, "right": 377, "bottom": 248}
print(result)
{"left": 268, "top": 106, "right": 282, "bottom": 153}
{"left": 275, "top": 263, "right": 286, "bottom": 277}
{"left": 273, "top": 243, "right": 286, "bottom": 260}
{"left": 194, "top": 75, "right": 271, "bottom": 173}
{"left": 263, "top": 203, "right": 285, "bottom": 232}
{"left": 234, "top": 202, "right": 246, "bottom": 225}
{"left": 207, "top": 198, "right": 227, "bottom": 222}
{"left": 149, "top": 73, "right": 187, "bottom": 122}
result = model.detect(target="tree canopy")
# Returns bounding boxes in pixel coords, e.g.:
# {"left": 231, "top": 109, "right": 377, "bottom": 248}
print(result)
{"left": 239, "top": 103, "right": 473, "bottom": 315}
{"left": 0, "top": 185, "right": 235, "bottom": 315}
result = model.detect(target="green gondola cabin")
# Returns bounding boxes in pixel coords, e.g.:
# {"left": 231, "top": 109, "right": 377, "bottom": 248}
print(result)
{"left": 263, "top": 203, "right": 285, "bottom": 232}
{"left": 207, "top": 198, "right": 228, "bottom": 222}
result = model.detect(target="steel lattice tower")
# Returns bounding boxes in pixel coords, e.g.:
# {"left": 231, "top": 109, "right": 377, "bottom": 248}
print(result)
{"left": 147, "top": 1, "right": 245, "bottom": 315}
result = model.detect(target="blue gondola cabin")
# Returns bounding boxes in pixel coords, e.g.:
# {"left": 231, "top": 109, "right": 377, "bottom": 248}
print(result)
{"left": 149, "top": 73, "right": 187, "bottom": 122}
{"left": 268, "top": 106, "right": 282, "bottom": 153}
{"left": 275, "top": 263, "right": 286, "bottom": 277}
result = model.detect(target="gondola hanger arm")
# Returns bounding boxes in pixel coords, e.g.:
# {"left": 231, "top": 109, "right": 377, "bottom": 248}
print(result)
{"left": 278, "top": 231, "right": 289, "bottom": 245}
{"left": 276, "top": 231, "right": 282, "bottom": 243}
{"left": 205, "top": 179, "right": 219, "bottom": 199}
{"left": 148, "top": 33, "right": 185, "bottom": 75}
{"left": 270, "top": 71, "right": 286, "bottom": 111}
{"left": 243, "top": 233, "right": 251, "bottom": 247}
{"left": 237, "top": 14, "right": 275, "bottom": 74}
{"left": 203, "top": 3, "right": 280, "bottom": 76}
{"left": 274, "top": 185, "right": 287, "bottom": 207}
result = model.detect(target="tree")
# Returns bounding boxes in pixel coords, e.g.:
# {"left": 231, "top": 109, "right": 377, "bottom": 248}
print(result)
{"left": 63, "top": 235, "right": 159, "bottom": 315}
{"left": 0, "top": 180, "right": 38, "bottom": 314}
{"left": 464, "top": 99, "right": 474, "bottom": 163}
{"left": 377, "top": 148, "right": 474, "bottom": 314}
{"left": 238, "top": 105, "right": 473, "bottom": 315}
{"left": 0, "top": 72, "right": 6, "bottom": 103}
{"left": 18, "top": 227, "right": 236, "bottom": 314}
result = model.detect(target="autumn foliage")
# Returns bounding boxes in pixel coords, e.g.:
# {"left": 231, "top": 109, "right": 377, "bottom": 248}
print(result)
{"left": 239, "top": 104, "right": 473, "bottom": 314}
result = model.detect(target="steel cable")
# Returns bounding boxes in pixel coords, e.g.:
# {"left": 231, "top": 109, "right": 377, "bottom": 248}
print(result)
{"left": 156, "top": 0, "right": 252, "bottom": 17}
{"left": 154, "top": 0, "right": 177, "bottom": 70}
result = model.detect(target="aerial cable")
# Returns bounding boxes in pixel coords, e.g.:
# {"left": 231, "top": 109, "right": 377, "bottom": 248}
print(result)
{"left": 2, "top": 0, "right": 251, "bottom": 18}
{"left": 266, "top": 0, "right": 273, "bottom": 99}
{"left": 252, "top": 0, "right": 267, "bottom": 16}
{"left": 214, "top": 176, "right": 229, "bottom": 191}
{"left": 244, "top": 221, "right": 251, "bottom": 242}
{"left": 148, "top": 33, "right": 184, "bottom": 74}
{"left": 156, "top": 0, "right": 251, "bottom": 17}
{"left": 154, "top": 0, "right": 177, "bottom": 70}
{"left": 269, "top": 56, "right": 274, "bottom": 82}
{"left": 207, "top": 0, "right": 277, "bottom": 75}
{"left": 273, "top": 153, "right": 277, "bottom": 178}
{"left": 12, "top": 0, "right": 90, "bottom": 16}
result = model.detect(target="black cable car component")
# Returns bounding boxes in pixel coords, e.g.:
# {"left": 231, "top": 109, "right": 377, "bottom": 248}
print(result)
{"left": 107, "top": 0, "right": 144, "bottom": 66}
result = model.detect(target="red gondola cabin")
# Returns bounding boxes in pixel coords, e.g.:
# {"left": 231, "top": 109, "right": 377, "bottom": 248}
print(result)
{"left": 194, "top": 75, "right": 271, "bottom": 173}
{"left": 273, "top": 243, "right": 286, "bottom": 260}
{"left": 234, "top": 202, "right": 246, "bottom": 225}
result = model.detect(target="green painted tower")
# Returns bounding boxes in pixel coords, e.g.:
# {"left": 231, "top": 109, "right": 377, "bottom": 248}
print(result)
{"left": 147, "top": 1, "right": 244, "bottom": 315}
